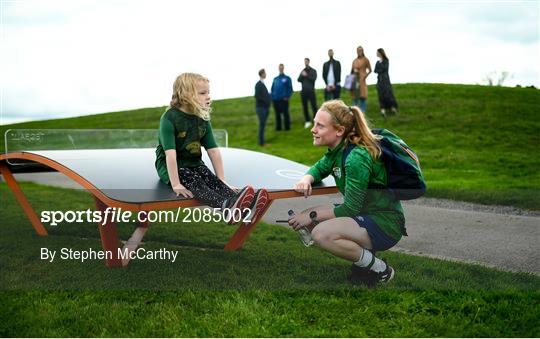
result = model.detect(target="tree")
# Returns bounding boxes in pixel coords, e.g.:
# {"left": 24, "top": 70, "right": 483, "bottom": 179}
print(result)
{"left": 483, "top": 71, "right": 512, "bottom": 86}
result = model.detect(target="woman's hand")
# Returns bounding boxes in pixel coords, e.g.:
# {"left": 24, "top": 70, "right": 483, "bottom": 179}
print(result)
{"left": 294, "top": 177, "right": 313, "bottom": 197}
{"left": 288, "top": 212, "right": 313, "bottom": 231}
{"left": 172, "top": 184, "right": 194, "bottom": 198}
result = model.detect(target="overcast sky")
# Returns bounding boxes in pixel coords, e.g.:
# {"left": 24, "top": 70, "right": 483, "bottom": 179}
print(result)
{"left": 1, "top": 0, "right": 539, "bottom": 124}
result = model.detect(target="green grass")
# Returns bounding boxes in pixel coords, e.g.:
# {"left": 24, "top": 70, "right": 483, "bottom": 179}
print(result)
{"left": 2, "top": 290, "right": 538, "bottom": 337}
{"left": 1, "top": 183, "right": 539, "bottom": 337}
{"left": 2, "top": 83, "right": 539, "bottom": 209}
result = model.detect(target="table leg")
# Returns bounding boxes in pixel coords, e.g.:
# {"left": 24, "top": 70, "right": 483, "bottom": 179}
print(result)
{"left": 224, "top": 199, "right": 274, "bottom": 251}
{"left": 93, "top": 197, "right": 123, "bottom": 267}
{"left": 0, "top": 162, "right": 48, "bottom": 236}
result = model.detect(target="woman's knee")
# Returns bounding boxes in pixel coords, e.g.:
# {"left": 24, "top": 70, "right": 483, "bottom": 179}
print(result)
{"left": 311, "top": 226, "right": 330, "bottom": 245}
{"left": 311, "top": 220, "right": 342, "bottom": 245}
{"left": 312, "top": 217, "right": 370, "bottom": 247}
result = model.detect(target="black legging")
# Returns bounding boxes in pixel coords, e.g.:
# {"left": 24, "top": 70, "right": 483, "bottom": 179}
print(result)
{"left": 301, "top": 91, "right": 317, "bottom": 123}
{"left": 178, "top": 165, "right": 236, "bottom": 208}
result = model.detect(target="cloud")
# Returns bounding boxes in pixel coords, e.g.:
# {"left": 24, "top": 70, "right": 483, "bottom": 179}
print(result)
{"left": 462, "top": 2, "right": 539, "bottom": 44}
{"left": 1, "top": 0, "right": 539, "bottom": 123}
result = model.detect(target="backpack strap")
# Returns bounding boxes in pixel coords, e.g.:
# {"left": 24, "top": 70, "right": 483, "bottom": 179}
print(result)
{"left": 341, "top": 143, "right": 356, "bottom": 168}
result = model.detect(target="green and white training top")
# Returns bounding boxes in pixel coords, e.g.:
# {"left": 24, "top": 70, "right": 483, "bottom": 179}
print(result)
{"left": 307, "top": 140, "right": 405, "bottom": 241}
{"left": 155, "top": 107, "right": 218, "bottom": 185}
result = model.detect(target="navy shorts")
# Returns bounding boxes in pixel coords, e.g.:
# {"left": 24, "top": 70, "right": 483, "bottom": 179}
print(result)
{"left": 352, "top": 215, "right": 398, "bottom": 252}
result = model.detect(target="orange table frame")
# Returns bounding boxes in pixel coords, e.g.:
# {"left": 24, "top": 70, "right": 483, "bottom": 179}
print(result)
{"left": 0, "top": 153, "right": 338, "bottom": 268}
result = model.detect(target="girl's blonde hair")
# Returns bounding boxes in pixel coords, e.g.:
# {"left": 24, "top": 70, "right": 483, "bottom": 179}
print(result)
{"left": 320, "top": 99, "right": 382, "bottom": 159}
{"left": 170, "top": 73, "right": 212, "bottom": 121}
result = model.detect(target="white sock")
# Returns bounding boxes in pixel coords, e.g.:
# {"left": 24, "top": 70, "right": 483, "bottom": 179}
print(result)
{"left": 354, "top": 249, "right": 387, "bottom": 273}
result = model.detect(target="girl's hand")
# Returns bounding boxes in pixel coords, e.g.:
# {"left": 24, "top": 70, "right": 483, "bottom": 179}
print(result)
{"left": 294, "top": 178, "right": 312, "bottom": 197}
{"left": 172, "top": 184, "right": 194, "bottom": 198}
{"left": 288, "top": 212, "right": 312, "bottom": 231}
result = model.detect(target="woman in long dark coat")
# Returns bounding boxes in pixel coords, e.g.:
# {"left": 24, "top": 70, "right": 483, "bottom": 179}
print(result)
{"left": 374, "top": 48, "right": 398, "bottom": 118}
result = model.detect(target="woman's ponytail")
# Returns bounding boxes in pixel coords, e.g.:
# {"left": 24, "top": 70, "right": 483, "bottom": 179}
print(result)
{"left": 349, "top": 106, "right": 381, "bottom": 159}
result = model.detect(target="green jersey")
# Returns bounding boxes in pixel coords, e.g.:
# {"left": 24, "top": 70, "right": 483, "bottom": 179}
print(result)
{"left": 155, "top": 107, "right": 218, "bottom": 184}
{"left": 307, "top": 140, "right": 404, "bottom": 241}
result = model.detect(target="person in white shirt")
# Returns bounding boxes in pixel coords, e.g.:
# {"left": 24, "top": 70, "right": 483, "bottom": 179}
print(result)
{"left": 322, "top": 49, "right": 342, "bottom": 101}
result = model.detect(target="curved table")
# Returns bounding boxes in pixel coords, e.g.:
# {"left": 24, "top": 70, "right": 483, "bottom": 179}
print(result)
{"left": 0, "top": 148, "right": 337, "bottom": 267}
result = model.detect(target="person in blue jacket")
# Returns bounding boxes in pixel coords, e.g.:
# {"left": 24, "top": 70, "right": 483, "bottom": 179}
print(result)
{"left": 271, "top": 64, "right": 293, "bottom": 131}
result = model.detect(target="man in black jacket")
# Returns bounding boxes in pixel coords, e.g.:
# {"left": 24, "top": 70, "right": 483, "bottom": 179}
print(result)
{"left": 298, "top": 58, "right": 318, "bottom": 129}
{"left": 322, "top": 49, "right": 341, "bottom": 101}
{"left": 254, "top": 69, "right": 271, "bottom": 146}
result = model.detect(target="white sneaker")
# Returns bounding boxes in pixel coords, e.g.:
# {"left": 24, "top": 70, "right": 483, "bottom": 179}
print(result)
{"left": 304, "top": 121, "right": 312, "bottom": 129}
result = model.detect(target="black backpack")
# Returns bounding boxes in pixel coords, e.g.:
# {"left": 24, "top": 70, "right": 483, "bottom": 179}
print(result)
{"left": 342, "top": 129, "right": 426, "bottom": 200}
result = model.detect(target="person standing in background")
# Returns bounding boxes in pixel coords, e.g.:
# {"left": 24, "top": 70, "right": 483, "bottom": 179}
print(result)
{"left": 254, "top": 69, "right": 271, "bottom": 146}
{"left": 351, "top": 46, "right": 372, "bottom": 113}
{"left": 374, "top": 48, "right": 399, "bottom": 119}
{"left": 298, "top": 58, "right": 318, "bottom": 129}
{"left": 271, "top": 64, "right": 293, "bottom": 131}
{"left": 323, "top": 49, "right": 341, "bottom": 101}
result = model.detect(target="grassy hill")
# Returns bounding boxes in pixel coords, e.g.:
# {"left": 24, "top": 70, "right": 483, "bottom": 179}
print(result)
{"left": 2, "top": 83, "right": 539, "bottom": 209}
{"left": 1, "top": 84, "right": 539, "bottom": 336}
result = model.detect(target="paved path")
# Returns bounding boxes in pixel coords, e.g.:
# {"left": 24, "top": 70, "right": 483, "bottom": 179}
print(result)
{"left": 7, "top": 172, "right": 540, "bottom": 274}
{"left": 265, "top": 194, "right": 540, "bottom": 274}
